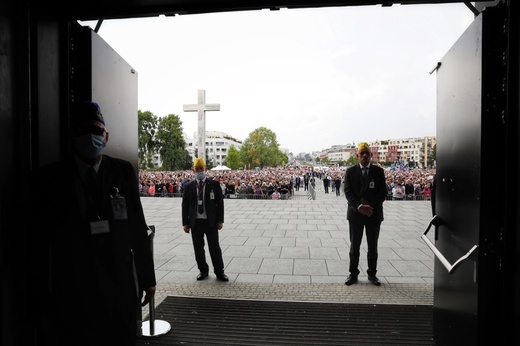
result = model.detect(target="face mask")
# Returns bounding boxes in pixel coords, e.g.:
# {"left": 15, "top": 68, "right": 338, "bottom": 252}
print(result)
{"left": 195, "top": 172, "right": 206, "bottom": 181}
{"left": 74, "top": 133, "right": 106, "bottom": 158}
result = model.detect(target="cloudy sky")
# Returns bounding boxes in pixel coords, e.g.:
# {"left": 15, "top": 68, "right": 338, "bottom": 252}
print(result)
{"left": 81, "top": 3, "right": 474, "bottom": 154}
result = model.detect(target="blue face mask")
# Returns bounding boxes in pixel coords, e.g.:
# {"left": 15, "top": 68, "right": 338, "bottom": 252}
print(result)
{"left": 195, "top": 172, "right": 206, "bottom": 181}
{"left": 74, "top": 133, "right": 106, "bottom": 158}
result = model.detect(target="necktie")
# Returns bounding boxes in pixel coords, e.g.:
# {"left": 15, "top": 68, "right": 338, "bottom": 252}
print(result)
{"left": 362, "top": 167, "right": 368, "bottom": 186}
{"left": 87, "top": 166, "right": 98, "bottom": 198}
{"left": 198, "top": 180, "right": 204, "bottom": 214}
{"left": 86, "top": 166, "right": 100, "bottom": 217}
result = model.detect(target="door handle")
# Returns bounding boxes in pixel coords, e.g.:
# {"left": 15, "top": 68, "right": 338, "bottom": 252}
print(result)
{"left": 422, "top": 215, "right": 479, "bottom": 274}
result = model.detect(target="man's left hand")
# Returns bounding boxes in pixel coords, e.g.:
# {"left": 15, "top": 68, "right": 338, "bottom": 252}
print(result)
{"left": 141, "top": 286, "right": 156, "bottom": 306}
{"left": 359, "top": 204, "right": 374, "bottom": 216}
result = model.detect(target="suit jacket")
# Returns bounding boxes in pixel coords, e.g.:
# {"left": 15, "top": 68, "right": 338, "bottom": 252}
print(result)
{"left": 28, "top": 155, "right": 156, "bottom": 330}
{"left": 182, "top": 177, "right": 224, "bottom": 229}
{"left": 344, "top": 164, "right": 387, "bottom": 222}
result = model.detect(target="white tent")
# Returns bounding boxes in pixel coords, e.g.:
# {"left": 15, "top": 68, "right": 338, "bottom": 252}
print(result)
{"left": 211, "top": 165, "right": 232, "bottom": 171}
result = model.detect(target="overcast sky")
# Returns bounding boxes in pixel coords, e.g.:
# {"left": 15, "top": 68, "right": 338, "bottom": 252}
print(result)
{"left": 81, "top": 3, "right": 474, "bottom": 154}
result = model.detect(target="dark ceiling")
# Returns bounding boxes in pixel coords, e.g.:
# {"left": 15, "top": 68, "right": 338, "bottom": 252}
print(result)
{"left": 35, "top": 1, "right": 484, "bottom": 21}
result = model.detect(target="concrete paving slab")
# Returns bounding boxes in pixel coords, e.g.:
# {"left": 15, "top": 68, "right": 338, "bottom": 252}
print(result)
{"left": 141, "top": 184, "right": 435, "bottom": 305}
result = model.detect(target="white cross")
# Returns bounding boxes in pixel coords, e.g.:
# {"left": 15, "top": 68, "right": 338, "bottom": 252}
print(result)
{"left": 183, "top": 90, "right": 220, "bottom": 165}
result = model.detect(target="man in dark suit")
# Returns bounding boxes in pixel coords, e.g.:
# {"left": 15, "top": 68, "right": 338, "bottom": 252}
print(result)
{"left": 334, "top": 175, "right": 342, "bottom": 196}
{"left": 28, "top": 102, "right": 156, "bottom": 345}
{"left": 323, "top": 175, "right": 330, "bottom": 193}
{"left": 431, "top": 174, "right": 436, "bottom": 216}
{"left": 404, "top": 179, "right": 415, "bottom": 200}
{"left": 344, "top": 142, "right": 387, "bottom": 286}
{"left": 182, "top": 158, "right": 228, "bottom": 282}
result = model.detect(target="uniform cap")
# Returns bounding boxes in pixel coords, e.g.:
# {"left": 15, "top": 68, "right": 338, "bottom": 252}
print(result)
{"left": 357, "top": 142, "right": 370, "bottom": 152}
{"left": 75, "top": 102, "right": 105, "bottom": 126}
{"left": 194, "top": 158, "right": 205, "bottom": 168}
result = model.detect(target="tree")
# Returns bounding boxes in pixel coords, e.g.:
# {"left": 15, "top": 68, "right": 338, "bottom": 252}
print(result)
{"left": 138, "top": 110, "right": 158, "bottom": 169}
{"left": 205, "top": 151, "right": 215, "bottom": 170}
{"left": 156, "top": 114, "right": 187, "bottom": 170}
{"left": 224, "top": 145, "right": 243, "bottom": 169}
{"left": 346, "top": 155, "right": 359, "bottom": 166}
{"left": 240, "top": 127, "right": 287, "bottom": 168}
{"left": 182, "top": 150, "right": 193, "bottom": 170}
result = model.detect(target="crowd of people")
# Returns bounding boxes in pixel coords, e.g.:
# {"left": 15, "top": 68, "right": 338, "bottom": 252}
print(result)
{"left": 138, "top": 165, "right": 436, "bottom": 200}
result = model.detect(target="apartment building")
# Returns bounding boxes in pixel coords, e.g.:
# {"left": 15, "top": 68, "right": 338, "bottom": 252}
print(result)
{"left": 322, "top": 136, "right": 436, "bottom": 168}
{"left": 185, "top": 131, "right": 243, "bottom": 167}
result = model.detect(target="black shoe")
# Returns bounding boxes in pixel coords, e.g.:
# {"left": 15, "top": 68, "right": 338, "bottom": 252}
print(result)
{"left": 196, "top": 272, "right": 208, "bottom": 280}
{"left": 345, "top": 274, "right": 358, "bottom": 286}
{"left": 216, "top": 273, "right": 229, "bottom": 282}
{"left": 368, "top": 275, "right": 381, "bottom": 286}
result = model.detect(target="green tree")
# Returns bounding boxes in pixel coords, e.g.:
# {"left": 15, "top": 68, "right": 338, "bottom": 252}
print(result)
{"left": 156, "top": 114, "right": 187, "bottom": 170}
{"left": 346, "top": 155, "right": 359, "bottom": 166}
{"left": 138, "top": 110, "right": 158, "bottom": 169}
{"left": 183, "top": 150, "right": 193, "bottom": 170}
{"left": 205, "top": 152, "right": 215, "bottom": 170}
{"left": 240, "top": 127, "right": 286, "bottom": 168}
{"left": 224, "top": 145, "right": 243, "bottom": 169}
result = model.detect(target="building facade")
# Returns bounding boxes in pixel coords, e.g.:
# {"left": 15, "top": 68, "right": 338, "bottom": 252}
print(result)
{"left": 149, "top": 131, "right": 242, "bottom": 168}
{"left": 185, "top": 131, "right": 243, "bottom": 167}
{"left": 321, "top": 144, "right": 356, "bottom": 163}
{"left": 320, "top": 136, "right": 436, "bottom": 168}
{"left": 372, "top": 136, "right": 436, "bottom": 168}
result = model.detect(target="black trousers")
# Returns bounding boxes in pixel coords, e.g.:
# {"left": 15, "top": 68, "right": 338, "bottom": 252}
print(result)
{"left": 191, "top": 219, "right": 225, "bottom": 275}
{"left": 348, "top": 219, "right": 381, "bottom": 277}
{"left": 38, "top": 286, "right": 138, "bottom": 346}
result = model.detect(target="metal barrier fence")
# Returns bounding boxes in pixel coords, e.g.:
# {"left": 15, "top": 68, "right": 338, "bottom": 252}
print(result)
{"left": 385, "top": 195, "right": 432, "bottom": 201}
{"left": 141, "top": 192, "right": 311, "bottom": 200}
{"left": 308, "top": 184, "right": 316, "bottom": 200}
{"left": 140, "top": 191, "right": 431, "bottom": 201}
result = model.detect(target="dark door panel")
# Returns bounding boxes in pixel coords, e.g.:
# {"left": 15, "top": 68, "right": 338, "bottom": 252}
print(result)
{"left": 434, "top": 6, "right": 508, "bottom": 345}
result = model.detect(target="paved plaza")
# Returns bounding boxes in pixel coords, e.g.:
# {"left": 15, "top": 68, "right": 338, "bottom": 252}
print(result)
{"left": 140, "top": 184, "right": 436, "bottom": 308}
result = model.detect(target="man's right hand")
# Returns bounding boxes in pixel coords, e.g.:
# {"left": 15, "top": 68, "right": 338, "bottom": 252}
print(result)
{"left": 359, "top": 204, "right": 374, "bottom": 217}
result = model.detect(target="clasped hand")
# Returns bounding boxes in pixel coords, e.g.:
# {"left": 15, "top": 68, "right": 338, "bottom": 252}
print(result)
{"left": 359, "top": 204, "right": 374, "bottom": 217}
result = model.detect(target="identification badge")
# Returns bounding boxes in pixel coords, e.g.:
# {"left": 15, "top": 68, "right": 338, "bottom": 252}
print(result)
{"left": 198, "top": 200, "right": 203, "bottom": 205}
{"left": 111, "top": 196, "right": 128, "bottom": 220}
{"left": 369, "top": 181, "right": 375, "bottom": 189}
{"left": 90, "top": 220, "right": 110, "bottom": 235}
{"left": 110, "top": 187, "right": 128, "bottom": 220}
{"left": 210, "top": 190, "right": 215, "bottom": 199}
